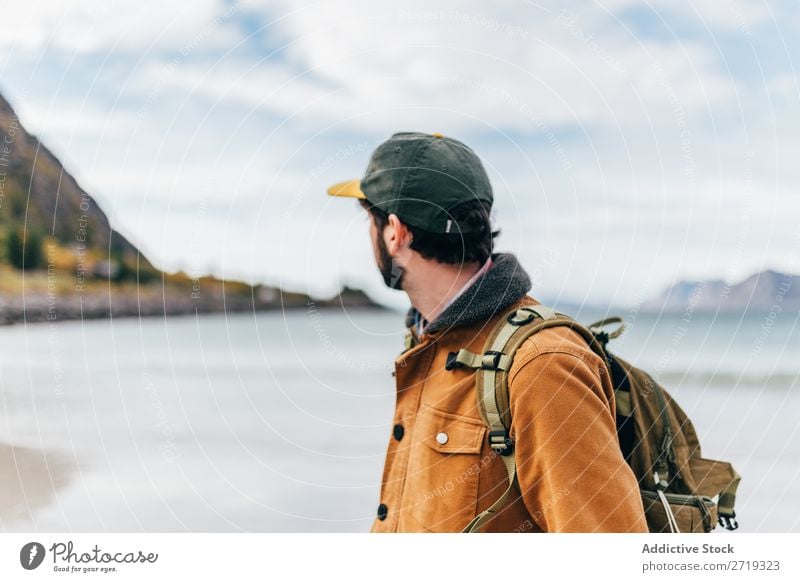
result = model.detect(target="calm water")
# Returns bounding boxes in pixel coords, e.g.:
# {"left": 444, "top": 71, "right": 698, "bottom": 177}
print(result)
{"left": 0, "top": 307, "right": 798, "bottom": 532}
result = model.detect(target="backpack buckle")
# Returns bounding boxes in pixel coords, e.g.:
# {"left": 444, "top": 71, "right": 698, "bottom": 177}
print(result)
{"left": 507, "top": 308, "right": 536, "bottom": 326}
{"left": 488, "top": 430, "right": 514, "bottom": 456}
{"left": 718, "top": 511, "right": 738, "bottom": 531}
{"left": 481, "top": 350, "right": 504, "bottom": 370}
{"left": 445, "top": 351, "right": 462, "bottom": 370}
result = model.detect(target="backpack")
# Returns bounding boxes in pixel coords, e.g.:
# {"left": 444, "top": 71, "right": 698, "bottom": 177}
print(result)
{"left": 443, "top": 303, "right": 741, "bottom": 533}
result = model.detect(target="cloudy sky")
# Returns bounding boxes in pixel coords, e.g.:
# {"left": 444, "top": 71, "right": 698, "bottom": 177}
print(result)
{"left": 1, "top": 0, "right": 798, "bottom": 308}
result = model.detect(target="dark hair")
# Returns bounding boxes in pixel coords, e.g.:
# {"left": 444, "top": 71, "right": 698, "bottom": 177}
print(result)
{"left": 359, "top": 198, "right": 499, "bottom": 265}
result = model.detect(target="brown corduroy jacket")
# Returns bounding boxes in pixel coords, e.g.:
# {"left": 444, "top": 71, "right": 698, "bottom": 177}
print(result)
{"left": 370, "top": 253, "right": 648, "bottom": 533}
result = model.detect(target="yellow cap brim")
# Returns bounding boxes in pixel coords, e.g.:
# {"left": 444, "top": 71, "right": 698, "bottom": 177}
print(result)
{"left": 326, "top": 179, "right": 365, "bottom": 199}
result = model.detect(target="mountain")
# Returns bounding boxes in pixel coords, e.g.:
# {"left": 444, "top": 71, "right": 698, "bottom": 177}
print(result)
{"left": 318, "top": 285, "right": 386, "bottom": 309}
{"left": 641, "top": 270, "right": 800, "bottom": 314}
{"left": 0, "top": 92, "right": 147, "bottom": 274}
{"left": 0, "top": 91, "right": 382, "bottom": 323}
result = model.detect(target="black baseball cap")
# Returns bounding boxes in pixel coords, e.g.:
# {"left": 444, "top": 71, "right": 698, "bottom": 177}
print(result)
{"left": 326, "top": 132, "right": 493, "bottom": 234}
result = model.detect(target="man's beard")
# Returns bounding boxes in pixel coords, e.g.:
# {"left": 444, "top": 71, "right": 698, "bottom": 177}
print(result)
{"left": 377, "top": 235, "right": 404, "bottom": 290}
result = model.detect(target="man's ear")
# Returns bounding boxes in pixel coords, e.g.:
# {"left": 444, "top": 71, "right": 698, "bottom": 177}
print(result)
{"left": 385, "top": 214, "right": 412, "bottom": 255}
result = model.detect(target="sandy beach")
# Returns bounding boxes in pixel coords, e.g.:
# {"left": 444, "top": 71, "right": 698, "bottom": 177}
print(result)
{"left": 0, "top": 444, "right": 73, "bottom": 527}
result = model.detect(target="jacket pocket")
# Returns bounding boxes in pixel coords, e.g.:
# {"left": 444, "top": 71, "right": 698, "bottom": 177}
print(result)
{"left": 404, "top": 404, "right": 487, "bottom": 532}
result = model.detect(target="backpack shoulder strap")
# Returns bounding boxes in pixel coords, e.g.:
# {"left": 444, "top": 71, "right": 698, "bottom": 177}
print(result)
{"left": 455, "top": 304, "right": 607, "bottom": 532}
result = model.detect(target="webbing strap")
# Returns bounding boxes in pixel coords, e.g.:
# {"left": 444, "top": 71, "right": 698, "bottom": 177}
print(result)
{"left": 718, "top": 471, "right": 740, "bottom": 515}
{"left": 479, "top": 312, "right": 534, "bottom": 432}
{"left": 451, "top": 349, "right": 483, "bottom": 369}
{"left": 717, "top": 466, "right": 741, "bottom": 529}
{"left": 588, "top": 316, "right": 626, "bottom": 339}
{"left": 652, "top": 383, "right": 673, "bottom": 489}
{"left": 450, "top": 348, "right": 514, "bottom": 372}
{"left": 403, "top": 329, "right": 415, "bottom": 352}
{"left": 462, "top": 453, "right": 517, "bottom": 532}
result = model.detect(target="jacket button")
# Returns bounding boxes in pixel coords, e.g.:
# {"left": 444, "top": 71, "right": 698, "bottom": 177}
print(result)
{"left": 436, "top": 432, "right": 449, "bottom": 445}
{"left": 377, "top": 503, "right": 388, "bottom": 521}
{"left": 393, "top": 424, "right": 404, "bottom": 441}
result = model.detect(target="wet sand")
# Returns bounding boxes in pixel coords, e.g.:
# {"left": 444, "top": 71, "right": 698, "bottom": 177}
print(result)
{"left": 0, "top": 444, "right": 73, "bottom": 527}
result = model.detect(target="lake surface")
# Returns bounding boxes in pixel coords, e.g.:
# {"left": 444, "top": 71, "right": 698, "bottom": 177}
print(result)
{"left": 0, "top": 307, "right": 798, "bottom": 532}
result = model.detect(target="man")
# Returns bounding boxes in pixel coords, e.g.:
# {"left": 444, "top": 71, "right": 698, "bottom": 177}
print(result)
{"left": 327, "top": 132, "right": 648, "bottom": 533}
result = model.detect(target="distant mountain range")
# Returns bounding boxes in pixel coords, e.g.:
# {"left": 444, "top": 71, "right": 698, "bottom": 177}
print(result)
{"left": 640, "top": 270, "right": 800, "bottom": 314}
{"left": 0, "top": 91, "right": 381, "bottom": 324}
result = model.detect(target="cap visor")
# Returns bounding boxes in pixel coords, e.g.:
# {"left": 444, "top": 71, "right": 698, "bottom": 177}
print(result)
{"left": 326, "top": 179, "right": 365, "bottom": 199}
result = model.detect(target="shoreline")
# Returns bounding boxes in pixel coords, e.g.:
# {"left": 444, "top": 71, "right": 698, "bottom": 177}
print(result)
{"left": 0, "top": 288, "right": 387, "bottom": 327}
{"left": 0, "top": 443, "right": 73, "bottom": 526}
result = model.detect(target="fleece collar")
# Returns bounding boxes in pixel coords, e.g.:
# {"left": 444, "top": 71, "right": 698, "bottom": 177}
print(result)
{"left": 404, "top": 252, "right": 532, "bottom": 335}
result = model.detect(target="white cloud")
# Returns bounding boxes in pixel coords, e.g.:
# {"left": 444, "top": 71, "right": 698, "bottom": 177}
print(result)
{"left": 15, "top": 101, "right": 139, "bottom": 138}
{"left": 145, "top": 0, "right": 738, "bottom": 135}
{"left": 0, "top": 0, "right": 236, "bottom": 55}
{"left": 598, "top": 0, "right": 772, "bottom": 30}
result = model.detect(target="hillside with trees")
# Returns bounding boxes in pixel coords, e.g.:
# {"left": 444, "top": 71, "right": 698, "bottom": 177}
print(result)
{"left": 0, "top": 92, "right": 377, "bottom": 324}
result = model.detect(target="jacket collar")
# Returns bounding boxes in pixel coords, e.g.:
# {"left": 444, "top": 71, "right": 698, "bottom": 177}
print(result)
{"left": 404, "top": 252, "right": 532, "bottom": 336}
